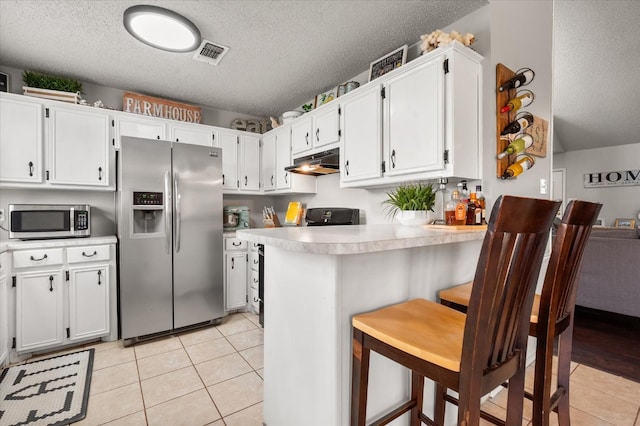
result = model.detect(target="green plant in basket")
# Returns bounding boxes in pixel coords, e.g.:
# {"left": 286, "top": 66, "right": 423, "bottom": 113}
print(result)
{"left": 383, "top": 182, "right": 436, "bottom": 219}
{"left": 22, "top": 70, "right": 83, "bottom": 94}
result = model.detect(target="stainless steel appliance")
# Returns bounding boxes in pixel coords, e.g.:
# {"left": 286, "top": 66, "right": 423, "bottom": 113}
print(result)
{"left": 117, "top": 136, "right": 224, "bottom": 342}
{"left": 305, "top": 207, "right": 360, "bottom": 226}
{"left": 222, "top": 206, "right": 250, "bottom": 231}
{"left": 8, "top": 204, "right": 90, "bottom": 239}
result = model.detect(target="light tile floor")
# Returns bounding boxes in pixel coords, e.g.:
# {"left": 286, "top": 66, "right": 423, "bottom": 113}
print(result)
{"left": 14, "top": 312, "right": 640, "bottom": 425}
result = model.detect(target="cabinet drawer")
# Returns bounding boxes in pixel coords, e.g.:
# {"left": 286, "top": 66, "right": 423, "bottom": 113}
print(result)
{"left": 249, "top": 286, "right": 260, "bottom": 313}
{"left": 67, "top": 245, "right": 111, "bottom": 264}
{"left": 225, "top": 238, "right": 247, "bottom": 251}
{"left": 13, "top": 248, "right": 64, "bottom": 269}
{"left": 250, "top": 269, "right": 259, "bottom": 290}
{"left": 249, "top": 250, "right": 260, "bottom": 271}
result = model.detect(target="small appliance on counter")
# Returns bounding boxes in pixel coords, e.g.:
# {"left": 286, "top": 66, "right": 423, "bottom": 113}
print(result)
{"left": 8, "top": 204, "right": 91, "bottom": 239}
{"left": 305, "top": 208, "right": 360, "bottom": 226}
{"left": 223, "top": 206, "right": 250, "bottom": 231}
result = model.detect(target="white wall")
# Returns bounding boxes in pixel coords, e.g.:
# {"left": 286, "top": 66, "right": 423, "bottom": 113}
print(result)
{"left": 0, "top": 64, "right": 261, "bottom": 128}
{"left": 554, "top": 143, "right": 640, "bottom": 227}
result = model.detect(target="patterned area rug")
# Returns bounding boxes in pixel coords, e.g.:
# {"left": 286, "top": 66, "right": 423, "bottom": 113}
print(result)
{"left": 0, "top": 349, "right": 94, "bottom": 426}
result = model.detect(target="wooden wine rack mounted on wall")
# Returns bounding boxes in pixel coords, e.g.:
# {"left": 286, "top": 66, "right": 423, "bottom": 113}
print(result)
{"left": 496, "top": 63, "right": 549, "bottom": 178}
{"left": 496, "top": 63, "right": 515, "bottom": 178}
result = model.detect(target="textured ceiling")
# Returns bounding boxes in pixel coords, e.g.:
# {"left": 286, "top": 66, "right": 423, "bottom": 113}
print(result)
{"left": 553, "top": 0, "right": 640, "bottom": 153}
{"left": 1, "top": 1, "right": 637, "bottom": 153}
{"left": 0, "top": 0, "right": 485, "bottom": 118}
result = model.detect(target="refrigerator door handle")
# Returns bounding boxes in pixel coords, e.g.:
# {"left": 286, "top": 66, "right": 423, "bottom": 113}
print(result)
{"left": 174, "top": 172, "right": 181, "bottom": 253}
{"left": 164, "top": 170, "right": 172, "bottom": 254}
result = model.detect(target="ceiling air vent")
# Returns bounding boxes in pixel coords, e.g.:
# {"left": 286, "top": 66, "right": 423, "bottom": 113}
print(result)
{"left": 193, "top": 40, "right": 229, "bottom": 65}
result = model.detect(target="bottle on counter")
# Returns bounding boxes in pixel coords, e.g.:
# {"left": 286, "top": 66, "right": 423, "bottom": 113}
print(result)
{"left": 497, "top": 134, "right": 534, "bottom": 159}
{"left": 466, "top": 193, "right": 478, "bottom": 225}
{"left": 498, "top": 68, "right": 535, "bottom": 92}
{"left": 475, "top": 185, "right": 486, "bottom": 224}
{"left": 445, "top": 190, "right": 466, "bottom": 226}
{"left": 501, "top": 112, "right": 534, "bottom": 136}
{"left": 500, "top": 90, "right": 534, "bottom": 113}
{"left": 501, "top": 154, "right": 536, "bottom": 179}
{"left": 433, "top": 178, "right": 450, "bottom": 225}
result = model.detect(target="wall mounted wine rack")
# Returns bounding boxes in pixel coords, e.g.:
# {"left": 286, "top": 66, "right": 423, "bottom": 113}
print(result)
{"left": 496, "top": 63, "right": 549, "bottom": 178}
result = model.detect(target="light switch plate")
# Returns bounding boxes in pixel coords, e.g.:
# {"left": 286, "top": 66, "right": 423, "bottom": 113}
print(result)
{"left": 539, "top": 178, "right": 547, "bottom": 195}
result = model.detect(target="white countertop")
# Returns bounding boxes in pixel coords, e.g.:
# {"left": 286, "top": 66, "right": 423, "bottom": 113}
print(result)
{"left": 237, "top": 224, "right": 485, "bottom": 255}
{"left": 1, "top": 236, "right": 117, "bottom": 251}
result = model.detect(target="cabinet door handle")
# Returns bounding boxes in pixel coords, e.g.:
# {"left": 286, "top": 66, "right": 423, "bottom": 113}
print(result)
{"left": 391, "top": 150, "right": 396, "bottom": 168}
{"left": 82, "top": 250, "right": 97, "bottom": 257}
{"left": 28, "top": 161, "right": 34, "bottom": 177}
{"left": 245, "top": 176, "right": 248, "bottom": 186}
{"left": 98, "top": 166, "right": 103, "bottom": 180}
{"left": 305, "top": 132, "right": 309, "bottom": 145}
{"left": 253, "top": 277, "right": 259, "bottom": 283}
{"left": 284, "top": 172, "right": 288, "bottom": 184}
{"left": 345, "top": 160, "right": 350, "bottom": 176}
{"left": 30, "top": 254, "right": 48, "bottom": 262}
{"left": 232, "top": 241, "right": 241, "bottom": 246}
{"left": 231, "top": 257, "right": 235, "bottom": 269}
{"left": 253, "top": 259, "right": 259, "bottom": 265}
{"left": 222, "top": 174, "right": 225, "bottom": 185}
{"left": 315, "top": 128, "right": 320, "bottom": 142}
{"left": 97, "top": 270, "right": 102, "bottom": 285}
{"left": 270, "top": 175, "right": 274, "bottom": 185}
{"left": 49, "top": 275, "right": 54, "bottom": 292}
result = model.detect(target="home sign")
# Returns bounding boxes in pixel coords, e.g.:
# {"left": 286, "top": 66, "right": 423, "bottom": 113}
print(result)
{"left": 123, "top": 92, "right": 201, "bottom": 123}
{"left": 584, "top": 169, "right": 640, "bottom": 188}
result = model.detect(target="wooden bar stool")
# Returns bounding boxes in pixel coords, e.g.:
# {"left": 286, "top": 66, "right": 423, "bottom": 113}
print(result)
{"left": 351, "top": 195, "right": 561, "bottom": 426}
{"left": 438, "top": 200, "right": 602, "bottom": 426}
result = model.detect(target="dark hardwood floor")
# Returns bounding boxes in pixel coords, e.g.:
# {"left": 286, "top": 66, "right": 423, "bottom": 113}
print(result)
{"left": 571, "top": 306, "right": 640, "bottom": 383}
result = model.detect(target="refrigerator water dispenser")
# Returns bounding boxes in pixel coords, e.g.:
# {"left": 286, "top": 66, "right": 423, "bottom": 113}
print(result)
{"left": 132, "top": 191, "right": 164, "bottom": 235}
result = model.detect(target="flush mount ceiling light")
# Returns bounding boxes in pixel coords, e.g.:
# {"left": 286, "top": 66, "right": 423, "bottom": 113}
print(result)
{"left": 123, "top": 5, "right": 201, "bottom": 52}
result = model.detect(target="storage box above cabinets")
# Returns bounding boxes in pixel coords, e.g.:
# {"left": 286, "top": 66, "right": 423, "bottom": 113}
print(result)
{"left": 339, "top": 42, "right": 483, "bottom": 188}
{"left": 0, "top": 92, "right": 115, "bottom": 190}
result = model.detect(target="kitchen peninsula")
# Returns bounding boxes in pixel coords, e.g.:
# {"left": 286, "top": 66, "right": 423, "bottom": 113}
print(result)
{"left": 237, "top": 224, "right": 485, "bottom": 425}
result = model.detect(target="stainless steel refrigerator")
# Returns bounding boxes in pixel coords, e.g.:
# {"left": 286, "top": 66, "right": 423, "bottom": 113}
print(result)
{"left": 117, "top": 136, "right": 224, "bottom": 342}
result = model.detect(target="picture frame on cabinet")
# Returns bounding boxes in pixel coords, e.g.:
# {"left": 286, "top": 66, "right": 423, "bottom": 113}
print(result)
{"left": 315, "top": 87, "right": 338, "bottom": 108}
{"left": 0, "top": 71, "right": 7, "bottom": 92}
{"left": 368, "top": 44, "right": 408, "bottom": 82}
{"left": 613, "top": 218, "right": 635, "bottom": 228}
{"left": 298, "top": 98, "right": 316, "bottom": 113}
{"left": 593, "top": 217, "right": 605, "bottom": 227}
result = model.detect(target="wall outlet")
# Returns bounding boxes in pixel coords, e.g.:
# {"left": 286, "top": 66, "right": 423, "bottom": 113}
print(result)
{"left": 539, "top": 178, "right": 547, "bottom": 195}
{"left": 0, "top": 208, "right": 4, "bottom": 223}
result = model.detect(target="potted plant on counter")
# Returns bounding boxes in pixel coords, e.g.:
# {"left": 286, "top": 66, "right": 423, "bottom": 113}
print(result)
{"left": 383, "top": 182, "right": 436, "bottom": 226}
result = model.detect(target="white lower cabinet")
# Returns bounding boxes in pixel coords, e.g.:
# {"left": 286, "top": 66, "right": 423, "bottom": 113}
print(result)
{"left": 224, "top": 237, "right": 248, "bottom": 311}
{"left": 249, "top": 242, "right": 260, "bottom": 314}
{"left": 12, "top": 241, "right": 116, "bottom": 354}
{"left": 16, "top": 270, "right": 65, "bottom": 352}
{"left": 68, "top": 265, "right": 109, "bottom": 341}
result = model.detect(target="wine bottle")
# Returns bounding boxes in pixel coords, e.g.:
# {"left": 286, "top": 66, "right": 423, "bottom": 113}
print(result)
{"left": 466, "top": 193, "right": 478, "bottom": 225}
{"left": 445, "top": 190, "right": 466, "bottom": 225}
{"left": 500, "top": 90, "right": 534, "bottom": 113}
{"left": 498, "top": 68, "right": 535, "bottom": 92}
{"left": 501, "top": 154, "right": 536, "bottom": 179}
{"left": 475, "top": 185, "right": 486, "bottom": 224}
{"left": 497, "top": 134, "right": 534, "bottom": 159}
{"left": 501, "top": 112, "right": 534, "bottom": 135}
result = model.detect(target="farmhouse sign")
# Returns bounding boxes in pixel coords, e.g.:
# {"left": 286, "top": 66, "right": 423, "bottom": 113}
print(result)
{"left": 583, "top": 169, "right": 640, "bottom": 188}
{"left": 123, "top": 92, "right": 201, "bottom": 123}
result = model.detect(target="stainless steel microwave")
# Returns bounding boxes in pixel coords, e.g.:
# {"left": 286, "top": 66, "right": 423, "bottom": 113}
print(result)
{"left": 8, "top": 204, "right": 91, "bottom": 240}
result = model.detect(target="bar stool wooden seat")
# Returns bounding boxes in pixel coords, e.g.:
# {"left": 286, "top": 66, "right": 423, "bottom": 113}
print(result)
{"left": 351, "top": 195, "right": 561, "bottom": 426}
{"left": 438, "top": 199, "right": 602, "bottom": 426}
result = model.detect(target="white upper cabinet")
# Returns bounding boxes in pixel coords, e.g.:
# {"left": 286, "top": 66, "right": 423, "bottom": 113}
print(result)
{"left": 262, "top": 132, "right": 277, "bottom": 191}
{"left": 239, "top": 134, "right": 261, "bottom": 191}
{"left": 340, "top": 84, "right": 383, "bottom": 184}
{"left": 312, "top": 103, "right": 340, "bottom": 149}
{"left": 275, "top": 127, "right": 293, "bottom": 190}
{"left": 384, "top": 57, "right": 444, "bottom": 177}
{"left": 169, "top": 121, "right": 217, "bottom": 147}
{"left": 47, "top": 104, "right": 112, "bottom": 188}
{"left": 114, "top": 111, "right": 166, "bottom": 149}
{"left": 291, "top": 104, "right": 340, "bottom": 156}
{"left": 0, "top": 94, "right": 43, "bottom": 184}
{"left": 291, "top": 116, "right": 313, "bottom": 155}
{"left": 340, "top": 42, "right": 482, "bottom": 188}
{"left": 217, "top": 130, "right": 261, "bottom": 193}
